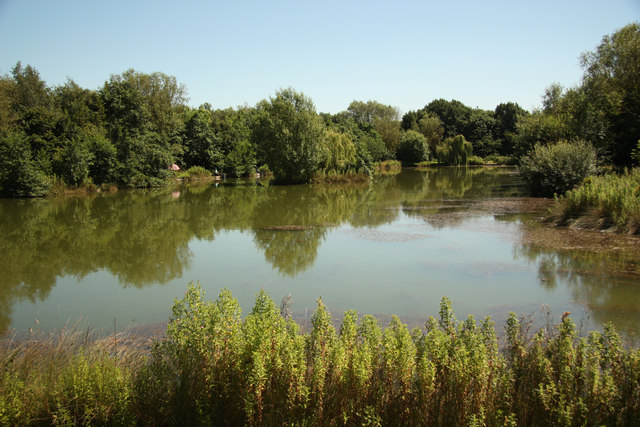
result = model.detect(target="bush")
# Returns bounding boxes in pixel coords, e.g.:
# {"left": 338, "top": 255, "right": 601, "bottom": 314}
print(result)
{"left": 468, "top": 155, "right": 484, "bottom": 165}
{"left": 183, "top": 165, "right": 212, "bottom": 181}
{"left": 484, "top": 154, "right": 518, "bottom": 165}
{"left": 519, "top": 140, "right": 598, "bottom": 196}
{"left": 396, "top": 130, "right": 429, "bottom": 165}
{"left": 2, "top": 284, "right": 640, "bottom": 425}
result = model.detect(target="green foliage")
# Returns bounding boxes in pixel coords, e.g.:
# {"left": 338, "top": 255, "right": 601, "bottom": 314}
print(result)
{"left": 253, "top": 88, "right": 325, "bottom": 183}
{"left": 551, "top": 167, "right": 640, "bottom": 234}
{"left": 182, "top": 165, "right": 212, "bottom": 182}
{"left": 183, "top": 108, "right": 223, "bottom": 171}
{"left": 519, "top": 140, "right": 598, "bottom": 196}
{"left": 1, "top": 286, "right": 640, "bottom": 425}
{"left": 396, "top": 129, "right": 429, "bottom": 165}
{"left": 425, "top": 99, "right": 473, "bottom": 139}
{"left": 87, "top": 132, "right": 117, "bottom": 184}
{"left": 515, "top": 111, "right": 569, "bottom": 157}
{"left": 320, "top": 129, "right": 357, "bottom": 174}
{"left": 0, "top": 329, "right": 137, "bottom": 425}
{"left": 57, "top": 137, "right": 94, "bottom": 186}
{"left": 580, "top": 23, "right": 640, "bottom": 165}
{"left": 359, "top": 133, "right": 388, "bottom": 163}
{"left": 436, "top": 134, "right": 473, "bottom": 166}
{"left": 632, "top": 140, "right": 640, "bottom": 166}
{"left": 347, "top": 100, "right": 402, "bottom": 155}
{"left": 0, "top": 130, "right": 51, "bottom": 196}
{"left": 225, "top": 139, "right": 255, "bottom": 177}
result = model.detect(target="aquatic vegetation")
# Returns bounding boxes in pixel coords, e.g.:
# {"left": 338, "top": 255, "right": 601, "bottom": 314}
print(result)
{"left": 1, "top": 282, "right": 639, "bottom": 425}
{"left": 551, "top": 168, "right": 640, "bottom": 234}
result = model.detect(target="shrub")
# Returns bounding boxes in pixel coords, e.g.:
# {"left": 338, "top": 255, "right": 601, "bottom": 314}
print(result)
{"left": 183, "top": 165, "right": 212, "bottom": 181}
{"left": 468, "top": 155, "right": 484, "bottom": 165}
{"left": 519, "top": 140, "right": 598, "bottom": 196}
{"left": 484, "top": 154, "right": 518, "bottom": 165}
{"left": 2, "top": 285, "right": 640, "bottom": 425}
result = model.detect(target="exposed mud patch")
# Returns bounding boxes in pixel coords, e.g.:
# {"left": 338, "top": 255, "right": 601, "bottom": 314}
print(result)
{"left": 344, "top": 229, "right": 432, "bottom": 242}
{"left": 465, "top": 261, "right": 530, "bottom": 277}
{"left": 261, "top": 225, "right": 315, "bottom": 231}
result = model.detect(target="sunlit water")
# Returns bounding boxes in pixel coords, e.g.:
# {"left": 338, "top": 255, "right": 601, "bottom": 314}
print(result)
{"left": 2, "top": 168, "right": 639, "bottom": 339}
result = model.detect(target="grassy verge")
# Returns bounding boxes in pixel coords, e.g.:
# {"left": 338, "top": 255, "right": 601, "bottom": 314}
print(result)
{"left": 2, "top": 283, "right": 639, "bottom": 425}
{"left": 550, "top": 168, "right": 640, "bottom": 235}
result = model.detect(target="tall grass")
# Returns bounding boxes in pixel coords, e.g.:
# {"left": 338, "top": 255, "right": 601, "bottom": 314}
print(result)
{"left": 0, "top": 328, "right": 143, "bottom": 425}
{"left": 1, "top": 283, "right": 639, "bottom": 425}
{"left": 551, "top": 168, "right": 640, "bottom": 234}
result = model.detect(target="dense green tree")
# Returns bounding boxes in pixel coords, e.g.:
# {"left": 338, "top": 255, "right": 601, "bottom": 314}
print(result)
{"left": 226, "top": 139, "right": 256, "bottom": 177}
{"left": 396, "top": 130, "right": 429, "bottom": 165}
{"left": 101, "top": 69, "right": 187, "bottom": 141}
{"left": 465, "top": 110, "right": 498, "bottom": 157}
{"left": 416, "top": 116, "right": 444, "bottom": 151}
{"left": 183, "top": 108, "right": 223, "bottom": 171}
{"left": 253, "top": 88, "right": 325, "bottom": 183}
{"left": 100, "top": 70, "right": 186, "bottom": 186}
{"left": 494, "top": 102, "right": 527, "bottom": 155}
{"left": 320, "top": 129, "right": 357, "bottom": 174}
{"left": 321, "top": 111, "right": 388, "bottom": 164}
{"left": 210, "top": 107, "right": 256, "bottom": 176}
{"left": 425, "top": 99, "right": 472, "bottom": 139}
{"left": 515, "top": 112, "right": 569, "bottom": 157}
{"left": 435, "top": 135, "right": 473, "bottom": 166}
{"left": 0, "top": 131, "right": 50, "bottom": 197}
{"left": 87, "top": 133, "right": 117, "bottom": 184}
{"left": 346, "top": 100, "right": 399, "bottom": 126}
{"left": 57, "top": 137, "right": 93, "bottom": 186}
{"left": 10, "top": 62, "right": 51, "bottom": 112}
{"left": 358, "top": 133, "right": 388, "bottom": 163}
{"left": 53, "top": 79, "right": 105, "bottom": 139}
{"left": 579, "top": 23, "right": 640, "bottom": 165}
{"left": 0, "top": 75, "right": 17, "bottom": 132}
{"left": 347, "top": 100, "right": 402, "bottom": 155}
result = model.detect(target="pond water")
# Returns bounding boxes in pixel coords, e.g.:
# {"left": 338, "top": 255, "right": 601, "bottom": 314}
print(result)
{"left": 1, "top": 167, "right": 640, "bottom": 340}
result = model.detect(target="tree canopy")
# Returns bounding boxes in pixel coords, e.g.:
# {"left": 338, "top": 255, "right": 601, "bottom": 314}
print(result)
{"left": 1, "top": 22, "right": 638, "bottom": 196}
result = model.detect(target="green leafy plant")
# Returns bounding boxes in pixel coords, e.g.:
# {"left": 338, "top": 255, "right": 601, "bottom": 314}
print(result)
{"left": 519, "top": 140, "right": 598, "bottom": 196}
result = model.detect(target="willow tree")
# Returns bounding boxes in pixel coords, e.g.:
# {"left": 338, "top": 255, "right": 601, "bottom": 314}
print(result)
{"left": 436, "top": 135, "right": 472, "bottom": 166}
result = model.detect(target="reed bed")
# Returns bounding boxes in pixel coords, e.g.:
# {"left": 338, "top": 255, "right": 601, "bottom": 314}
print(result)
{"left": 1, "top": 283, "right": 639, "bottom": 425}
{"left": 551, "top": 168, "right": 640, "bottom": 235}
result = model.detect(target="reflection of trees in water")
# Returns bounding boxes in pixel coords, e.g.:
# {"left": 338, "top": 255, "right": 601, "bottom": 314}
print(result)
{"left": 400, "top": 167, "right": 526, "bottom": 229}
{"left": 514, "top": 223, "right": 640, "bottom": 339}
{"left": 0, "top": 168, "right": 528, "bottom": 333}
{"left": 253, "top": 228, "right": 326, "bottom": 276}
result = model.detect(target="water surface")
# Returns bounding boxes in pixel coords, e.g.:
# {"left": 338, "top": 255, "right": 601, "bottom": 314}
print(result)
{"left": 1, "top": 168, "right": 639, "bottom": 339}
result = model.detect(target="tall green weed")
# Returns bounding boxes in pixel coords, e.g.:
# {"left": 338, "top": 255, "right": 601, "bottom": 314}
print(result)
{"left": 552, "top": 168, "right": 640, "bottom": 234}
{"left": 1, "top": 283, "right": 639, "bottom": 425}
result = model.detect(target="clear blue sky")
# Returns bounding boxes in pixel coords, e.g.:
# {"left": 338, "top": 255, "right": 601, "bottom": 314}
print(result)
{"left": 1, "top": 0, "right": 638, "bottom": 114}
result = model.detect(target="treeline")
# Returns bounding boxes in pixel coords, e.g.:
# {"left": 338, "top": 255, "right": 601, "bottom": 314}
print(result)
{"left": 0, "top": 23, "right": 638, "bottom": 196}
{"left": 1, "top": 284, "right": 639, "bottom": 425}
{"left": 0, "top": 63, "right": 526, "bottom": 196}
